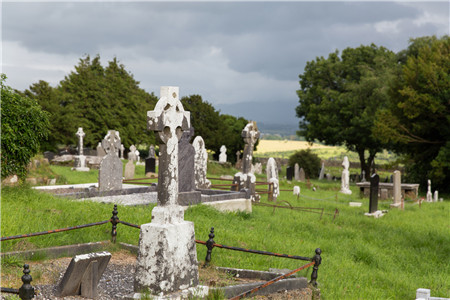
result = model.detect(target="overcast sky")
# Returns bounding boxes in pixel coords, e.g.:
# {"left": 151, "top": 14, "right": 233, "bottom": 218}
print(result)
{"left": 2, "top": 1, "right": 449, "bottom": 129}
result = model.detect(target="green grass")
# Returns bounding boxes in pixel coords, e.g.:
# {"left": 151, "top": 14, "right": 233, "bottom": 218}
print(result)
{"left": 1, "top": 165, "right": 449, "bottom": 299}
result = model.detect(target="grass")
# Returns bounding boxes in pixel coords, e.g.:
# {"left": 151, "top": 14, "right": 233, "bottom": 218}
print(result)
{"left": 1, "top": 164, "right": 449, "bottom": 299}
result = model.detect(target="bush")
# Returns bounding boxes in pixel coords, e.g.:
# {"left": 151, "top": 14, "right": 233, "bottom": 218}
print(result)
{"left": 1, "top": 74, "right": 50, "bottom": 180}
{"left": 288, "top": 149, "right": 321, "bottom": 179}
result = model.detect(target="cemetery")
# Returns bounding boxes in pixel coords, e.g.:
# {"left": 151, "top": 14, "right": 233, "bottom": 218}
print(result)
{"left": 1, "top": 85, "right": 448, "bottom": 299}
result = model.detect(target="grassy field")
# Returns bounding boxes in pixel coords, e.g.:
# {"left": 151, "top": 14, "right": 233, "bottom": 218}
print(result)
{"left": 1, "top": 164, "right": 449, "bottom": 299}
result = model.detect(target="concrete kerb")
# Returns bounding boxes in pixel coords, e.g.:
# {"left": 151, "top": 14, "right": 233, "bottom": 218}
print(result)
{"left": 1, "top": 241, "right": 315, "bottom": 298}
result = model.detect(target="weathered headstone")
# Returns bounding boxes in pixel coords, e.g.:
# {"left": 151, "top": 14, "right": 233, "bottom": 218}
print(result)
{"left": 178, "top": 127, "right": 195, "bottom": 192}
{"left": 235, "top": 151, "right": 242, "bottom": 169}
{"left": 369, "top": 173, "right": 379, "bottom": 213}
{"left": 434, "top": 190, "right": 439, "bottom": 202}
{"left": 426, "top": 180, "right": 433, "bottom": 202}
{"left": 294, "top": 163, "right": 300, "bottom": 181}
{"left": 124, "top": 160, "right": 135, "bottom": 180}
{"left": 293, "top": 186, "right": 300, "bottom": 196}
{"left": 74, "top": 127, "right": 90, "bottom": 171}
{"left": 299, "top": 168, "right": 306, "bottom": 182}
{"left": 253, "top": 162, "right": 262, "bottom": 174}
{"left": 135, "top": 86, "right": 199, "bottom": 295}
{"left": 96, "top": 142, "right": 106, "bottom": 157}
{"left": 98, "top": 130, "right": 122, "bottom": 191}
{"left": 193, "top": 136, "right": 211, "bottom": 189}
{"left": 286, "top": 166, "right": 293, "bottom": 181}
{"left": 56, "top": 252, "right": 111, "bottom": 298}
{"left": 340, "top": 156, "right": 352, "bottom": 195}
{"left": 318, "top": 162, "right": 325, "bottom": 180}
{"left": 361, "top": 170, "right": 366, "bottom": 182}
{"left": 219, "top": 145, "right": 227, "bottom": 163}
{"left": 266, "top": 158, "right": 279, "bottom": 201}
{"left": 145, "top": 145, "right": 156, "bottom": 175}
{"left": 232, "top": 121, "right": 260, "bottom": 201}
{"left": 391, "top": 170, "right": 402, "bottom": 208}
{"left": 135, "top": 149, "right": 141, "bottom": 163}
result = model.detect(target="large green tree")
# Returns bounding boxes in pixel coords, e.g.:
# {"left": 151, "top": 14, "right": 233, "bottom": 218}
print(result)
{"left": 296, "top": 44, "right": 397, "bottom": 179}
{"left": 374, "top": 36, "right": 450, "bottom": 191}
{"left": 25, "top": 55, "right": 158, "bottom": 151}
{"left": 1, "top": 74, "right": 50, "bottom": 180}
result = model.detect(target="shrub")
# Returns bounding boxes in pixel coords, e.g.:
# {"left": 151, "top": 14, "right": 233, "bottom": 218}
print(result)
{"left": 1, "top": 74, "right": 50, "bottom": 180}
{"left": 288, "top": 149, "right": 321, "bottom": 179}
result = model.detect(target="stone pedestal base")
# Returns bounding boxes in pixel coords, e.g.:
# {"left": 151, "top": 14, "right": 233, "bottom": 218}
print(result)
{"left": 134, "top": 216, "right": 199, "bottom": 294}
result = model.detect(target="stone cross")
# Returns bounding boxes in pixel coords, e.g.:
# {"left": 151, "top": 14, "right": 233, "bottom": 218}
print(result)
{"left": 147, "top": 86, "right": 190, "bottom": 207}
{"left": 76, "top": 127, "right": 85, "bottom": 156}
{"left": 241, "top": 121, "right": 260, "bottom": 174}
{"left": 135, "top": 86, "right": 198, "bottom": 295}
{"left": 193, "top": 136, "right": 211, "bottom": 189}
{"left": 101, "top": 130, "right": 121, "bottom": 156}
{"left": 98, "top": 130, "right": 122, "bottom": 191}
{"left": 148, "top": 145, "right": 155, "bottom": 158}
{"left": 120, "top": 144, "right": 125, "bottom": 159}
{"left": 128, "top": 145, "right": 137, "bottom": 161}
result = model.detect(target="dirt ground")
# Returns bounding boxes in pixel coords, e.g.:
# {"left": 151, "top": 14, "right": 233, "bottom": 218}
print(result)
{"left": 1, "top": 250, "right": 316, "bottom": 299}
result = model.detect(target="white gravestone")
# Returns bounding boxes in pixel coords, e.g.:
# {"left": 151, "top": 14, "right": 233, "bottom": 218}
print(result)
{"left": 426, "top": 180, "right": 432, "bottom": 202}
{"left": 74, "top": 127, "right": 90, "bottom": 171}
{"left": 266, "top": 158, "right": 279, "bottom": 201}
{"left": 120, "top": 144, "right": 125, "bottom": 159}
{"left": 219, "top": 145, "right": 227, "bottom": 163}
{"left": 294, "top": 163, "right": 300, "bottom": 181}
{"left": 433, "top": 190, "right": 438, "bottom": 202}
{"left": 128, "top": 145, "right": 137, "bottom": 161}
{"left": 293, "top": 186, "right": 300, "bottom": 196}
{"left": 340, "top": 156, "right": 352, "bottom": 195}
{"left": 193, "top": 136, "right": 211, "bottom": 189}
{"left": 98, "top": 130, "right": 122, "bottom": 191}
{"left": 134, "top": 86, "right": 199, "bottom": 295}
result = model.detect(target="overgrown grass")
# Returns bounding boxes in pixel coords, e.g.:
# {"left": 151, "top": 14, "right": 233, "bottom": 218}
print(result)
{"left": 1, "top": 165, "right": 449, "bottom": 299}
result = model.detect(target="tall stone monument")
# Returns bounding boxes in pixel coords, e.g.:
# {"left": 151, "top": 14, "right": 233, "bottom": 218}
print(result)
{"left": 286, "top": 166, "right": 293, "bottom": 181}
{"left": 232, "top": 121, "right": 260, "bottom": 201}
{"left": 178, "top": 127, "right": 195, "bottom": 192}
{"left": 98, "top": 130, "right": 122, "bottom": 191}
{"left": 219, "top": 145, "right": 227, "bottom": 163}
{"left": 74, "top": 127, "right": 89, "bottom": 171}
{"left": 318, "top": 162, "right": 325, "bottom": 180}
{"left": 426, "top": 180, "right": 432, "bottom": 202}
{"left": 134, "top": 86, "right": 199, "bottom": 295}
{"left": 294, "top": 163, "right": 300, "bottom": 181}
{"left": 97, "top": 142, "right": 106, "bottom": 157}
{"left": 369, "top": 173, "right": 379, "bottom": 213}
{"left": 235, "top": 150, "right": 242, "bottom": 169}
{"left": 193, "top": 136, "right": 211, "bottom": 189}
{"left": 266, "top": 157, "right": 279, "bottom": 202}
{"left": 391, "top": 170, "right": 402, "bottom": 208}
{"left": 120, "top": 144, "right": 125, "bottom": 159}
{"left": 145, "top": 145, "right": 156, "bottom": 175}
{"left": 299, "top": 167, "right": 306, "bottom": 182}
{"left": 340, "top": 156, "right": 352, "bottom": 195}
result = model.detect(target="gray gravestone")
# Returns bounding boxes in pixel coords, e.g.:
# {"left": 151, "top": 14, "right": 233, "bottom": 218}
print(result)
{"left": 369, "top": 173, "right": 379, "bottom": 213}
{"left": 178, "top": 127, "right": 195, "bottom": 192}
{"left": 124, "top": 160, "right": 135, "bottom": 180}
{"left": 294, "top": 163, "right": 300, "bottom": 181}
{"left": 56, "top": 251, "right": 111, "bottom": 298}
{"left": 96, "top": 142, "right": 106, "bottom": 157}
{"left": 235, "top": 150, "right": 242, "bottom": 169}
{"left": 193, "top": 136, "right": 211, "bottom": 189}
{"left": 120, "top": 144, "right": 125, "bottom": 159}
{"left": 392, "top": 170, "right": 402, "bottom": 207}
{"left": 266, "top": 157, "right": 279, "bottom": 201}
{"left": 299, "top": 167, "right": 306, "bottom": 182}
{"left": 318, "top": 162, "right": 325, "bottom": 180}
{"left": 128, "top": 145, "right": 137, "bottom": 161}
{"left": 98, "top": 130, "right": 122, "bottom": 191}
{"left": 145, "top": 145, "right": 156, "bottom": 174}
{"left": 340, "top": 156, "right": 352, "bottom": 194}
{"left": 286, "top": 166, "right": 293, "bottom": 181}
{"left": 74, "top": 127, "right": 89, "bottom": 171}
{"left": 135, "top": 86, "right": 199, "bottom": 294}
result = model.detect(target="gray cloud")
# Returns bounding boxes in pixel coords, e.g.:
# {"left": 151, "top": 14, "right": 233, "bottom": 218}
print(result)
{"left": 2, "top": 1, "right": 448, "bottom": 127}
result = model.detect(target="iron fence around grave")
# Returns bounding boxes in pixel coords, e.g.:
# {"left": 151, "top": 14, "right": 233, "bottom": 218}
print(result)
{"left": 1, "top": 204, "right": 322, "bottom": 299}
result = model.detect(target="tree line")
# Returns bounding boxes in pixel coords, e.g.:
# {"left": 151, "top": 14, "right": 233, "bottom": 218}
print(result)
{"left": 296, "top": 35, "right": 449, "bottom": 191}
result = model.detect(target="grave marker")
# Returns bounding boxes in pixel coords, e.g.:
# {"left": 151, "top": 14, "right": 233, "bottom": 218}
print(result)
{"left": 135, "top": 86, "right": 198, "bottom": 294}
{"left": 369, "top": 173, "right": 379, "bottom": 213}
{"left": 98, "top": 130, "right": 122, "bottom": 191}
{"left": 299, "top": 167, "right": 306, "bottom": 182}
{"left": 318, "top": 162, "right": 325, "bottom": 180}
{"left": 219, "top": 145, "right": 227, "bottom": 163}
{"left": 178, "top": 127, "right": 195, "bottom": 192}
{"left": 391, "top": 170, "right": 402, "bottom": 208}
{"left": 145, "top": 145, "right": 156, "bottom": 174}
{"left": 340, "top": 156, "right": 352, "bottom": 195}
{"left": 426, "top": 180, "right": 433, "bottom": 202}
{"left": 286, "top": 166, "right": 293, "bottom": 181}
{"left": 193, "top": 136, "right": 211, "bottom": 189}
{"left": 74, "top": 127, "right": 90, "bottom": 171}
{"left": 294, "top": 163, "right": 300, "bottom": 181}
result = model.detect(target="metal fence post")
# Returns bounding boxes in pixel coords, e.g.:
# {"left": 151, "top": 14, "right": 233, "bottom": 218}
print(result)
{"left": 310, "top": 248, "right": 322, "bottom": 287}
{"left": 19, "top": 264, "right": 34, "bottom": 300}
{"left": 111, "top": 204, "right": 119, "bottom": 243}
{"left": 204, "top": 227, "right": 215, "bottom": 266}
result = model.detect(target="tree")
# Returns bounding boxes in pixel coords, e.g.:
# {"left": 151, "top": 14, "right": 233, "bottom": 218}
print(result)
{"left": 25, "top": 55, "right": 158, "bottom": 151}
{"left": 219, "top": 114, "right": 250, "bottom": 164}
{"left": 1, "top": 74, "right": 50, "bottom": 180}
{"left": 296, "top": 44, "right": 397, "bottom": 179}
{"left": 374, "top": 36, "right": 450, "bottom": 191}
{"left": 288, "top": 149, "right": 321, "bottom": 179}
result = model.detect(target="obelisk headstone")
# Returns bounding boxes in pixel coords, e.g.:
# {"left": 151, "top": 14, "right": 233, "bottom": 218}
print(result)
{"left": 294, "top": 163, "right": 300, "bottom": 181}
{"left": 426, "top": 180, "right": 432, "bottom": 202}
{"left": 134, "top": 86, "right": 199, "bottom": 295}
{"left": 369, "top": 173, "right": 379, "bottom": 213}
{"left": 391, "top": 170, "right": 402, "bottom": 208}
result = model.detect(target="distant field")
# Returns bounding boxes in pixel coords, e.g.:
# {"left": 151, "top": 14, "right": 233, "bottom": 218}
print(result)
{"left": 255, "top": 140, "right": 334, "bottom": 154}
